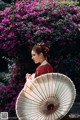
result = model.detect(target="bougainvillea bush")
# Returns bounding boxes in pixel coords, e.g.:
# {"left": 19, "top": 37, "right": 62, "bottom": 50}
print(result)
{"left": 0, "top": 0, "right": 80, "bottom": 118}
{"left": 0, "top": 0, "right": 80, "bottom": 55}
{"left": 0, "top": 60, "right": 25, "bottom": 117}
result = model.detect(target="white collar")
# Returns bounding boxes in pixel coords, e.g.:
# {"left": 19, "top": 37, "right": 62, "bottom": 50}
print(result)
{"left": 40, "top": 60, "right": 48, "bottom": 66}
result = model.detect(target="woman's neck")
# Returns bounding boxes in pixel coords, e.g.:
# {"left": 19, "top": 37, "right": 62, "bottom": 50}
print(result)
{"left": 40, "top": 58, "right": 46, "bottom": 64}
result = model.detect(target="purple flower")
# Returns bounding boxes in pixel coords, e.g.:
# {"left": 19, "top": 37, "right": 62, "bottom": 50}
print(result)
{"left": 25, "top": 33, "right": 31, "bottom": 38}
{"left": 63, "top": 27, "right": 67, "bottom": 30}
{"left": 0, "top": 36, "right": 3, "bottom": 40}
{"left": 15, "top": 3, "right": 20, "bottom": 7}
{"left": 78, "top": 24, "right": 80, "bottom": 28}
{"left": 71, "top": 23, "right": 77, "bottom": 27}
{"left": 73, "top": 7, "right": 78, "bottom": 12}
{"left": 15, "top": 14, "right": 21, "bottom": 18}
{"left": 5, "top": 107, "right": 8, "bottom": 111}
{"left": 2, "top": 18, "right": 9, "bottom": 23}
{"left": 73, "top": 14, "right": 77, "bottom": 20}
{"left": 66, "top": 29, "right": 71, "bottom": 33}
{"left": 52, "top": 10, "right": 57, "bottom": 15}
{"left": 40, "top": 26, "right": 51, "bottom": 33}
{"left": 10, "top": 102, "right": 14, "bottom": 106}
{"left": 35, "top": 30, "right": 41, "bottom": 35}
{"left": 3, "top": 7, "right": 11, "bottom": 16}
{"left": 28, "top": 40, "right": 32, "bottom": 43}
{"left": 8, "top": 32, "right": 14, "bottom": 38}
{"left": 37, "top": 17, "right": 46, "bottom": 22}
{"left": 68, "top": 17, "right": 72, "bottom": 21}
{"left": 0, "top": 25, "right": 4, "bottom": 30}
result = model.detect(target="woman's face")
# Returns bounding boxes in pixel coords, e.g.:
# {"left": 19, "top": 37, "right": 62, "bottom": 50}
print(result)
{"left": 31, "top": 50, "right": 42, "bottom": 64}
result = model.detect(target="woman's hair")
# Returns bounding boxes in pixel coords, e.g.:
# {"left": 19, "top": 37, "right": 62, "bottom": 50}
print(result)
{"left": 32, "top": 43, "right": 49, "bottom": 58}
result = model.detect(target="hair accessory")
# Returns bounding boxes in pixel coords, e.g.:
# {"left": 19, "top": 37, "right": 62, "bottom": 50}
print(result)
{"left": 37, "top": 42, "right": 45, "bottom": 46}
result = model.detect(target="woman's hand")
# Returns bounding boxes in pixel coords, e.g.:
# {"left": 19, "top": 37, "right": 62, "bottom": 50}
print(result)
{"left": 25, "top": 73, "right": 35, "bottom": 82}
{"left": 25, "top": 73, "right": 31, "bottom": 81}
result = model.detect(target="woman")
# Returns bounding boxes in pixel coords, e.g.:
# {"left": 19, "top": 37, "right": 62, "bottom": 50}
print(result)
{"left": 23, "top": 43, "right": 53, "bottom": 91}
{"left": 26, "top": 43, "right": 53, "bottom": 78}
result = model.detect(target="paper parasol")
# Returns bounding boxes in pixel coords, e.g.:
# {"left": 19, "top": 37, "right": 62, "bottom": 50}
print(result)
{"left": 15, "top": 73, "right": 76, "bottom": 120}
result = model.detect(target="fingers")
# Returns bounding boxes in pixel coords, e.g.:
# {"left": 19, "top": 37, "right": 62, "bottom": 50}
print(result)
{"left": 25, "top": 73, "right": 31, "bottom": 79}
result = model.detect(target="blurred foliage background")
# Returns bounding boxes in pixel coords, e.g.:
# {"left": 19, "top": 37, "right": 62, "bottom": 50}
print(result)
{"left": 0, "top": 0, "right": 80, "bottom": 119}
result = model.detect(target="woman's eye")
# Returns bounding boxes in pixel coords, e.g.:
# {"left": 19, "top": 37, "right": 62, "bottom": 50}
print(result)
{"left": 32, "top": 54, "right": 35, "bottom": 57}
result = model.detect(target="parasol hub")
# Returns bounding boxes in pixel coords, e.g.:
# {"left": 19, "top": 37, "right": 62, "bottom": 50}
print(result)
{"left": 39, "top": 96, "right": 60, "bottom": 115}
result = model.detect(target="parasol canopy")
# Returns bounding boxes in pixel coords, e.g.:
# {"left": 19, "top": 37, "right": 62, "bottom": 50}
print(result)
{"left": 15, "top": 73, "right": 76, "bottom": 120}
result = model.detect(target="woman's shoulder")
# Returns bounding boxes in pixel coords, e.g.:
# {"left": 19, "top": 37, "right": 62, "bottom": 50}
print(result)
{"left": 36, "top": 63, "right": 53, "bottom": 70}
{"left": 35, "top": 62, "right": 53, "bottom": 77}
{"left": 46, "top": 63, "right": 53, "bottom": 70}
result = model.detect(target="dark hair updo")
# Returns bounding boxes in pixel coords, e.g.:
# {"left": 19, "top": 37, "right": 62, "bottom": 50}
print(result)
{"left": 32, "top": 43, "right": 49, "bottom": 58}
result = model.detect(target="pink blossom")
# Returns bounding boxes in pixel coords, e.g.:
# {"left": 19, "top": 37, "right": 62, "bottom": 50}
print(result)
{"left": 2, "top": 18, "right": 9, "bottom": 23}
{"left": 68, "top": 17, "right": 72, "bottom": 21}
{"left": 28, "top": 40, "right": 31, "bottom": 43}
{"left": 0, "top": 36, "right": 3, "bottom": 40}
{"left": 52, "top": 10, "right": 57, "bottom": 15}
{"left": 63, "top": 27, "right": 67, "bottom": 30}
{"left": 73, "top": 14, "right": 77, "bottom": 20}
{"left": 10, "top": 43, "right": 15, "bottom": 48}
{"left": 37, "top": 17, "right": 46, "bottom": 22}
{"left": 15, "top": 14, "right": 21, "bottom": 18}
{"left": 72, "top": 23, "right": 77, "bottom": 27}
{"left": 66, "top": 29, "right": 71, "bottom": 33}
{"left": 10, "top": 102, "right": 14, "bottom": 106}
{"left": 35, "top": 30, "right": 41, "bottom": 35}
{"left": 40, "top": 26, "right": 51, "bottom": 33}
{"left": 73, "top": 7, "right": 78, "bottom": 12}
{"left": 78, "top": 24, "right": 80, "bottom": 27}
{"left": 3, "top": 7, "right": 11, "bottom": 16}
{"left": 5, "top": 107, "right": 8, "bottom": 111}
{"left": 25, "top": 33, "right": 31, "bottom": 38}
{"left": 0, "top": 25, "right": 4, "bottom": 30}
{"left": 8, "top": 32, "right": 14, "bottom": 38}
{"left": 15, "top": 3, "right": 20, "bottom": 7}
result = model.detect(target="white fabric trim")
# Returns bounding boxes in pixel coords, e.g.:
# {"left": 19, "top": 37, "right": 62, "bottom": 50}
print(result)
{"left": 40, "top": 60, "right": 48, "bottom": 66}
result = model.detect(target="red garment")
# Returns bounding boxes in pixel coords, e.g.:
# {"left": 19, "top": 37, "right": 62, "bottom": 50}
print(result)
{"left": 35, "top": 63, "right": 53, "bottom": 78}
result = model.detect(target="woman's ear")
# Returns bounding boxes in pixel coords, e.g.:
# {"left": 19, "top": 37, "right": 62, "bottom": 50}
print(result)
{"left": 40, "top": 52, "right": 44, "bottom": 57}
